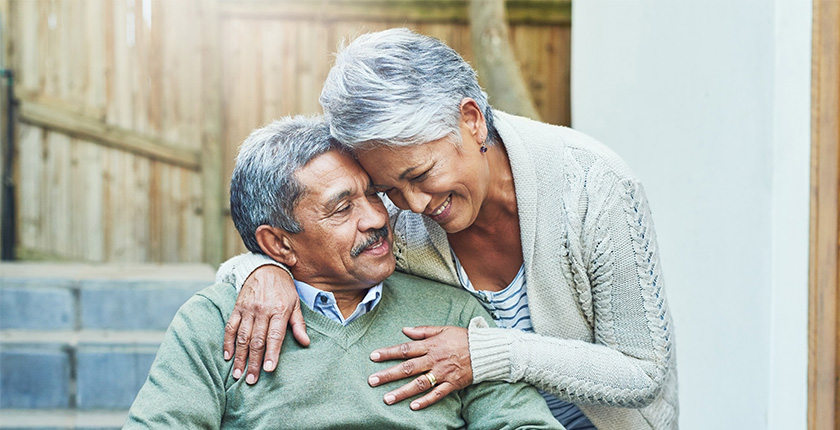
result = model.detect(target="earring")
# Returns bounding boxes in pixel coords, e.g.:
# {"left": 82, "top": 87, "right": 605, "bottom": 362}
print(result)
{"left": 479, "top": 135, "right": 488, "bottom": 153}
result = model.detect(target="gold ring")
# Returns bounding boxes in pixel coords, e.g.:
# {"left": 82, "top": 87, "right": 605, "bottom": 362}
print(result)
{"left": 425, "top": 372, "right": 437, "bottom": 387}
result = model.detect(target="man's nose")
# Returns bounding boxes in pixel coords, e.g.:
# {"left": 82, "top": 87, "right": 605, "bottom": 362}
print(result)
{"left": 358, "top": 198, "right": 388, "bottom": 231}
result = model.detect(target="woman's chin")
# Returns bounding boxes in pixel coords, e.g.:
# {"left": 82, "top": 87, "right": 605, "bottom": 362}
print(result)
{"left": 435, "top": 216, "right": 470, "bottom": 234}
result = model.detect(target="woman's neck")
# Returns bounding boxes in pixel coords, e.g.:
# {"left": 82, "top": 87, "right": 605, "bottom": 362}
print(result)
{"left": 470, "top": 139, "right": 518, "bottom": 233}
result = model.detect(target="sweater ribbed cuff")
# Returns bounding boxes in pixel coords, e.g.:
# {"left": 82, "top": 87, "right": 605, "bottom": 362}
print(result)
{"left": 468, "top": 323, "right": 517, "bottom": 384}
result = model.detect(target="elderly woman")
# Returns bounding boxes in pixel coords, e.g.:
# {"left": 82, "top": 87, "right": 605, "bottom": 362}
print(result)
{"left": 219, "top": 28, "right": 677, "bottom": 430}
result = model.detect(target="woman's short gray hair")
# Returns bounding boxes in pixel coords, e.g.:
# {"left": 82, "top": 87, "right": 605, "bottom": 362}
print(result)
{"left": 230, "top": 115, "right": 336, "bottom": 253}
{"left": 319, "top": 27, "right": 498, "bottom": 150}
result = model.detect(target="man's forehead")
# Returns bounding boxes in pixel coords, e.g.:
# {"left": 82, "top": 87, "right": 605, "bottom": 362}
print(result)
{"left": 295, "top": 150, "right": 369, "bottom": 205}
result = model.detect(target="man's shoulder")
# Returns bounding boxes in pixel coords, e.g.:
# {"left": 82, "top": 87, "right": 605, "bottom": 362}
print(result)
{"left": 383, "top": 271, "right": 474, "bottom": 305}
{"left": 180, "top": 282, "right": 238, "bottom": 322}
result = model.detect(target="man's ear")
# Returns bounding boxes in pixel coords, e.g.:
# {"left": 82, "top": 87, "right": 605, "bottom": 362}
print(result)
{"left": 255, "top": 225, "right": 297, "bottom": 267}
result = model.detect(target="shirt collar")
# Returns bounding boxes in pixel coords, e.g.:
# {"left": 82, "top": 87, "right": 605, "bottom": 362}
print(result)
{"left": 294, "top": 280, "right": 383, "bottom": 326}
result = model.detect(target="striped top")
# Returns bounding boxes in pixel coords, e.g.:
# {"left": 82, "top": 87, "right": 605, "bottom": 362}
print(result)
{"left": 452, "top": 251, "right": 595, "bottom": 430}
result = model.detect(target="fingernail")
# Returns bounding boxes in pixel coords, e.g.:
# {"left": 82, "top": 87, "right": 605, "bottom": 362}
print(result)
{"left": 370, "top": 352, "right": 381, "bottom": 361}
{"left": 224, "top": 351, "right": 231, "bottom": 360}
{"left": 246, "top": 374, "right": 256, "bottom": 384}
{"left": 410, "top": 402, "right": 420, "bottom": 410}
{"left": 368, "top": 376, "right": 380, "bottom": 386}
{"left": 384, "top": 394, "right": 395, "bottom": 404}
{"left": 264, "top": 360, "right": 274, "bottom": 371}
{"left": 233, "top": 369, "right": 242, "bottom": 379}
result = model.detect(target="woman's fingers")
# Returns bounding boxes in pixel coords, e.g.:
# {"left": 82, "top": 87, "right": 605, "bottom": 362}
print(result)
{"left": 370, "top": 339, "right": 428, "bottom": 362}
{"left": 224, "top": 264, "right": 306, "bottom": 380}
{"left": 232, "top": 314, "right": 254, "bottom": 380}
{"left": 401, "top": 325, "right": 445, "bottom": 340}
{"left": 381, "top": 371, "right": 443, "bottom": 405}
{"left": 263, "top": 314, "right": 286, "bottom": 372}
{"left": 244, "top": 314, "right": 269, "bottom": 384}
{"left": 371, "top": 326, "right": 473, "bottom": 406}
{"left": 368, "top": 355, "right": 434, "bottom": 387}
{"left": 223, "top": 311, "right": 242, "bottom": 361}
{"left": 409, "top": 383, "right": 455, "bottom": 410}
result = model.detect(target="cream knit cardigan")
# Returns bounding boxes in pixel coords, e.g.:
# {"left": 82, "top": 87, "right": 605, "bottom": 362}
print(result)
{"left": 219, "top": 111, "right": 678, "bottom": 430}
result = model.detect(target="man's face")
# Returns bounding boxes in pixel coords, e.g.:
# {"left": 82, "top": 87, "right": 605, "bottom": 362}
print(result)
{"left": 288, "top": 150, "right": 395, "bottom": 290}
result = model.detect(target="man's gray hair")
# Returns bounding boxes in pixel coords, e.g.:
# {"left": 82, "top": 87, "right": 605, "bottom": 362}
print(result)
{"left": 319, "top": 27, "right": 499, "bottom": 150}
{"left": 230, "top": 115, "right": 336, "bottom": 253}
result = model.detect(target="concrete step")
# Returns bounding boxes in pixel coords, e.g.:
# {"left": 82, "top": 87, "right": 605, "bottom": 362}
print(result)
{"left": 0, "top": 263, "right": 215, "bottom": 429}
{"left": 0, "top": 409, "right": 126, "bottom": 430}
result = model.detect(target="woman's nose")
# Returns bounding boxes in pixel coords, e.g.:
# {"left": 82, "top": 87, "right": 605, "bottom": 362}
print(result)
{"left": 400, "top": 189, "right": 432, "bottom": 214}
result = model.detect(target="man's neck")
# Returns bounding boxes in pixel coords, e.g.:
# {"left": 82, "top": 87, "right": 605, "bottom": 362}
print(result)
{"left": 330, "top": 288, "right": 370, "bottom": 319}
{"left": 293, "top": 275, "right": 376, "bottom": 319}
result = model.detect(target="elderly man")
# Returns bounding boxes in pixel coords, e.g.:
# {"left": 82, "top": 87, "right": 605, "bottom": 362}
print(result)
{"left": 124, "top": 116, "right": 562, "bottom": 429}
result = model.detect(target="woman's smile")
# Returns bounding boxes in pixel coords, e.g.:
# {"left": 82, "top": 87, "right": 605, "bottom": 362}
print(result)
{"left": 427, "top": 195, "right": 452, "bottom": 221}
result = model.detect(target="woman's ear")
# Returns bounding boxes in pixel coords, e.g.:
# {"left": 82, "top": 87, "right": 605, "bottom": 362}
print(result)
{"left": 255, "top": 225, "right": 297, "bottom": 267}
{"left": 459, "top": 98, "right": 487, "bottom": 142}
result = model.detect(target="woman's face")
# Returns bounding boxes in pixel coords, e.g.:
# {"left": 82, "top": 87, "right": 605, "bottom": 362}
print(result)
{"left": 356, "top": 118, "right": 490, "bottom": 234}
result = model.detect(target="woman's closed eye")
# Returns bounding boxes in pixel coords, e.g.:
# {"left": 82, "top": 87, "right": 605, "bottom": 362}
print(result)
{"left": 410, "top": 170, "right": 430, "bottom": 182}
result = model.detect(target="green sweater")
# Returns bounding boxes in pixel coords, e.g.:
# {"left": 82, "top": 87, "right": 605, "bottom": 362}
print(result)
{"left": 124, "top": 271, "right": 563, "bottom": 430}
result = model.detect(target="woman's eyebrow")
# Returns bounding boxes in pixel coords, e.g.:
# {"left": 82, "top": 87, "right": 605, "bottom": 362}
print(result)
{"left": 398, "top": 166, "right": 419, "bottom": 180}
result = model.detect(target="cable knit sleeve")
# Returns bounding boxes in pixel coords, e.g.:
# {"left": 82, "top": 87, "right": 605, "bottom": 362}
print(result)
{"left": 469, "top": 175, "right": 673, "bottom": 408}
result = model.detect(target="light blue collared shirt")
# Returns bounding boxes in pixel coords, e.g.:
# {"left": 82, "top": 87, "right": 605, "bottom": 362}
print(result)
{"left": 295, "top": 280, "right": 383, "bottom": 326}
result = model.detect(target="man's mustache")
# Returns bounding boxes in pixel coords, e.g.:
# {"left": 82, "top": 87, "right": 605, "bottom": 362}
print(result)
{"left": 351, "top": 225, "right": 390, "bottom": 257}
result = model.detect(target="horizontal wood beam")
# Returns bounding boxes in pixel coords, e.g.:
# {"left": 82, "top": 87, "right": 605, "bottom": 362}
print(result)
{"left": 18, "top": 97, "right": 201, "bottom": 171}
{"left": 219, "top": 0, "right": 571, "bottom": 25}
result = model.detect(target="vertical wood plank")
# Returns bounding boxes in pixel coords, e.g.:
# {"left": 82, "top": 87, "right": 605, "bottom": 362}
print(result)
{"left": 809, "top": 0, "right": 840, "bottom": 428}
{"left": 102, "top": 0, "right": 116, "bottom": 125}
{"left": 131, "top": 0, "right": 148, "bottom": 136}
{"left": 132, "top": 0, "right": 151, "bottom": 137}
{"left": 15, "top": 0, "right": 36, "bottom": 94}
{"left": 279, "top": 22, "right": 297, "bottom": 116}
{"left": 201, "top": 0, "right": 224, "bottom": 265}
{"left": 39, "top": 0, "right": 57, "bottom": 98}
{"left": 187, "top": 169, "right": 203, "bottom": 263}
{"left": 85, "top": 0, "right": 106, "bottom": 113}
{"left": 82, "top": 141, "right": 105, "bottom": 261}
{"left": 296, "top": 21, "right": 328, "bottom": 115}
{"left": 148, "top": 160, "right": 161, "bottom": 262}
{"left": 260, "top": 19, "right": 287, "bottom": 122}
{"left": 109, "top": 0, "right": 133, "bottom": 131}
{"left": 16, "top": 124, "right": 41, "bottom": 256}
{"left": 160, "top": 163, "right": 177, "bottom": 262}
{"left": 130, "top": 154, "right": 151, "bottom": 262}
{"left": 68, "top": 137, "right": 83, "bottom": 258}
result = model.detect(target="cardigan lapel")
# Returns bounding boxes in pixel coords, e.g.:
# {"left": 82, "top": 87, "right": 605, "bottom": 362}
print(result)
{"left": 493, "top": 112, "right": 538, "bottom": 285}
{"left": 421, "top": 215, "right": 458, "bottom": 280}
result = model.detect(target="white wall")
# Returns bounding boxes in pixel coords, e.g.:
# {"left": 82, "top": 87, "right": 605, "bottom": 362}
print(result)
{"left": 571, "top": 1, "right": 811, "bottom": 428}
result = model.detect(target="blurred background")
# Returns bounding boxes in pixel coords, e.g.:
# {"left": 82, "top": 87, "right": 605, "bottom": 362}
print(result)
{"left": 0, "top": 0, "right": 835, "bottom": 429}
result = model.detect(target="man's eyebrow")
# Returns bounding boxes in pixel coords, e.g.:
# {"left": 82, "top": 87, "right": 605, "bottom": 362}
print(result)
{"left": 324, "top": 190, "right": 352, "bottom": 210}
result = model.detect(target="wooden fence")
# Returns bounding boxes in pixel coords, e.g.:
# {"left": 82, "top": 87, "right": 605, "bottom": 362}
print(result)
{"left": 4, "top": 0, "right": 571, "bottom": 265}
